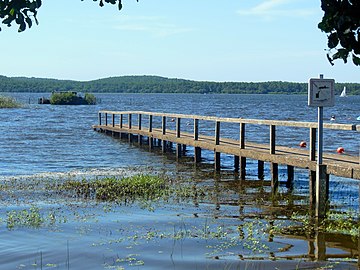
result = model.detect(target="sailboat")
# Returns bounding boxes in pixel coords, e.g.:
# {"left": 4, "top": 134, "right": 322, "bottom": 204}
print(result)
{"left": 340, "top": 86, "right": 347, "bottom": 97}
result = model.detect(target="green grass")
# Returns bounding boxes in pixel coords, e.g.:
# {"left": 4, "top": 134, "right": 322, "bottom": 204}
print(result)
{"left": 0, "top": 95, "right": 21, "bottom": 108}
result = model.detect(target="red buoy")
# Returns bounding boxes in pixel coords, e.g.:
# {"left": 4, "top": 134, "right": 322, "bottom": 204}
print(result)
{"left": 299, "top": 141, "right": 307, "bottom": 148}
{"left": 336, "top": 147, "right": 345, "bottom": 154}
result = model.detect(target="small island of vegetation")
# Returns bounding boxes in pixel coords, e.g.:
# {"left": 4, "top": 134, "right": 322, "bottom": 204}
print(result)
{"left": 39, "top": 91, "right": 96, "bottom": 105}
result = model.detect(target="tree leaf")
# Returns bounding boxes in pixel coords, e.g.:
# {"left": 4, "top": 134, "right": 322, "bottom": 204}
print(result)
{"left": 352, "top": 54, "right": 360, "bottom": 66}
{"left": 327, "top": 32, "right": 338, "bottom": 49}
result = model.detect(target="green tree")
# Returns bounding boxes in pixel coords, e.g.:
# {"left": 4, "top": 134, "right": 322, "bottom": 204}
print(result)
{"left": 0, "top": 0, "right": 137, "bottom": 32}
{"left": 318, "top": 0, "right": 360, "bottom": 66}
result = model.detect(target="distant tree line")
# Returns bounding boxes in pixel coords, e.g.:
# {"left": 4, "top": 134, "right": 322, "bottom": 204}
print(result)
{"left": 0, "top": 75, "right": 359, "bottom": 95}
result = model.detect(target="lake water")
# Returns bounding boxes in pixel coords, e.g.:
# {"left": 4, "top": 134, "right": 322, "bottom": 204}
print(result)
{"left": 0, "top": 93, "right": 359, "bottom": 269}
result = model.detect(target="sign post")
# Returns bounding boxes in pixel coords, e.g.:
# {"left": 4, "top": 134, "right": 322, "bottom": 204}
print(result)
{"left": 308, "top": 74, "right": 335, "bottom": 218}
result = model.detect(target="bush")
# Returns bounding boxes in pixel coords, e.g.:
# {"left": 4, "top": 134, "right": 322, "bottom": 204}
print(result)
{"left": 0, "top": 95, "right": 21, "bottom": 108}
{"left": 84, "top": 93, "right": 96, "bottom": 105}
{"left": 50, "top": 92, "right": 96, "bottom": 105}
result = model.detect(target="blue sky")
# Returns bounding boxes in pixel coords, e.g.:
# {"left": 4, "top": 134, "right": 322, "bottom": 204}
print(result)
{"left": 1, "top": 0, "right": 359, "bottom": 83}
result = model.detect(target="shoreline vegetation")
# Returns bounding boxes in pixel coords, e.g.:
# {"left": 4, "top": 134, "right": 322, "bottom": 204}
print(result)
{"left": 0, "top": 95, "right": 21, "bottom": 108}
{"left": 0, "top": 75, "right": 359, "bottom": 95}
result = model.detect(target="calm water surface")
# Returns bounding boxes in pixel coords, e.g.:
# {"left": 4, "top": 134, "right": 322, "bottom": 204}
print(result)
{"left": 0, "top": 93, "right": 359, "bottom": 269}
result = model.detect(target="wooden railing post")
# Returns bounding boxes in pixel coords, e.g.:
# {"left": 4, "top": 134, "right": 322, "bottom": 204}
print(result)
{"left": 120, "top": 114, "right": 123, "bottom": 128}
{"left": 112, "top": 114, "right": 115, "bottom": 127}
{"left": 215, "top": 121, "right": 221, "bottom": 171}
{"left": 128, "top": 113, "right": 132, "bottom": 129}
{"left": 310, "top": 127, "right": 316, "bottom": 161}
{"left": 309, "top": 127, "right": 317, "bottom": 210}
{"left": 149, "top": 115, "right": 153, "bottom": 132}
{"left": 138, "top": 114, "right": 142, "bottom": 130}
{"left": 176, "top": 118, "right": 181, "bottom": 138}
{"left": 105, "top": 113, "right": 108, "bottom": 126}
{"left": 240, "top": 123, "right": 245, "bottom": 149}
{"left": 270, "top": 125, "right": 276, "bottom": 154}
{"left": 98, "top": 112, "right": 102, "bottom": 125}
{"left": 162, "top": 116, "right": 166, "bottom": 135}
{"left": 270, "top": 124, "right": 278, "bottom": 193}
{"left": 194, "top": 119, "right": 199, "bottom": 140}
{"left": 194, "top": 119, "right": 201, "bottom": 163}
{"left": 138, "top": 114, "right": 142, "bottom": 145}
{"left": 148, "top": 114, "right": 153, "bottom": 149}
{"left": 215, "top": 121, "right": 220, "bottom": 145}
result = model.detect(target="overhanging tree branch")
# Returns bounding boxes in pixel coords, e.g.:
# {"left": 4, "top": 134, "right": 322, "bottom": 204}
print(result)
{"left": 318, "top": 0, "right": 360, "bottom": 66}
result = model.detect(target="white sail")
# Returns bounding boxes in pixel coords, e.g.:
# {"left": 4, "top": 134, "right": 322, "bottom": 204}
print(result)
{"left": 340, "top": 86, "right": 347, "bottom": 97}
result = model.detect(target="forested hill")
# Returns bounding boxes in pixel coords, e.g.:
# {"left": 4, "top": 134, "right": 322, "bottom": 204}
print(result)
{"left": 0, "top": 75, "right": 359, "bottom": 95}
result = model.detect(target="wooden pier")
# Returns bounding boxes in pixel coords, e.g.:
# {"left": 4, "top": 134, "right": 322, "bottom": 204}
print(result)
{"left": 93, "top": 110, "right": 360, "bottom": 216}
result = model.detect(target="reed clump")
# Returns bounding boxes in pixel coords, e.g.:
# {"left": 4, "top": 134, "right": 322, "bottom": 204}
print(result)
{"left": 0, "top": 95, "right": 21, "bottom": 108}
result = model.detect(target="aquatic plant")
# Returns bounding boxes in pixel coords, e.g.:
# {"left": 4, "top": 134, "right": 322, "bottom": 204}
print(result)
{"left": 6, "top": 206, "right": 43, "bottom": 229}
{"left": 59, "top": 174, "right": 208, "bottom": 205}
{"left": 281, "top": 211, "right": 360, "bottom": 239}
{"left": 0, "top": 95, "right": 21, "bottom": 108}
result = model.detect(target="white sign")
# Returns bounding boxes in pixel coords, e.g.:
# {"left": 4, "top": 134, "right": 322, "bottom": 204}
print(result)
{"left": 308, "top": 78, "right": 335, "bottom": 107}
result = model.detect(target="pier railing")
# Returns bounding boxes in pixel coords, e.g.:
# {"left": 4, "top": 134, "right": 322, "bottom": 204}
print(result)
{"left": 94, "top": 110, "right": 360, "bottom": 217}
{"left": 97, "top": 110, "right": 359, "bottom": 159}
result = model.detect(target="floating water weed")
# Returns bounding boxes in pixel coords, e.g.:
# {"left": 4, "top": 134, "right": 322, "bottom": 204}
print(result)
{"left": 6, "top": 206, "right": 43, "bottom": 229}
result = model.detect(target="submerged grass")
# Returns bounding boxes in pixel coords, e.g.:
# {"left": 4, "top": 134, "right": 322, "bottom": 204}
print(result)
{"left": 58, "top": 174, "right": 206, "bottom": 204}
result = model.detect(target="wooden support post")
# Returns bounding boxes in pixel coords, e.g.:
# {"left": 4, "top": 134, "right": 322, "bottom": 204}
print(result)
{"left": 138, "top": 135, "right": 142, "bottom": 145}
{"left": 258, "top": 160, "right": 264, "bottom": 180}
{"left": 309, "top": 170, "right": 316, "bottom": 210}
{"left": 271, "top": 163, "right": 279, "bottom": 193}
{"left": 112, "top": 114, "right": 115, "bottom": 127}
{"left": 182, "top": 145, "right": 186, "bottom": 152}
{"left": 176, "top": 118, "right": 181, "bottom": 138}
{"left": 162, "top": 140, "right": 167, "bottom": 153}
{"left": 215, "top": 152, "right": 221, "bottom": 171}
{"left": 162, "top": 116, "right": 166, "bottom": 135}
{"left": 105, "top": 113, "right": 108, "bottom": 126}
{"left": 98, "top": 112, "right": 102, "bottom": 125}
{"left": 149, "top": 138, "right": 153, "bottom": 151}
{"left": 234, "top": 156, "right": 239, "bottom": 172}
{"left": 316, "top": 164, "right": 329, "bottom": 218}
{"left": 240, "top": 157, "right": 246, "bottom": 180}
{"left": 194, "top": 147, "right": 201, "bottom": 163}
{"left": 315, "top": 231, "right": 326, "bottom": 260}
{"left": 176, "top": 143, "right": 182, "bottom": 158}
{"left": 287, "top": 165, "right": 294, "bottom": 189}
{"left": 120, "top": 114, "right": 123, "bottom": 128}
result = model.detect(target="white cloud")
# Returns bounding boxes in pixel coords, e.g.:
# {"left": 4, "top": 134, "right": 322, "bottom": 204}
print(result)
{"left": 237, "top": 0, "right": 316, "bottom": 19}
